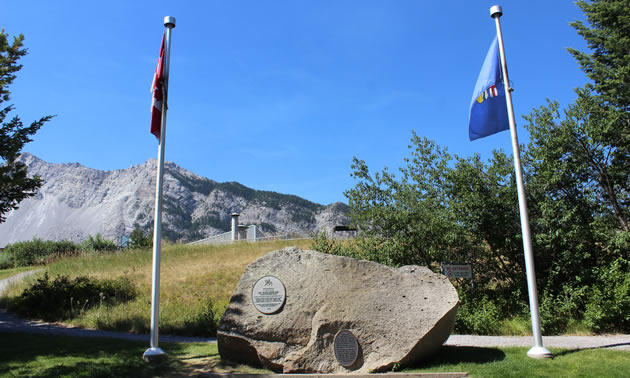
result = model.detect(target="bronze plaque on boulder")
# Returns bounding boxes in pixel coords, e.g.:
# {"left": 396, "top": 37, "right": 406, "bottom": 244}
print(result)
{"left": 252, "top": 276, "right": 286, "bottom": 314}
{"left": 218, "top": 247, "right": 459, "bottom": 373}
{"left": 333, "top": 330, "right": 359, "bottom": 367}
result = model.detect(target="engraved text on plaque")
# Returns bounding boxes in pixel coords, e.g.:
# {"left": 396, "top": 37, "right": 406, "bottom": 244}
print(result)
{"left": 252, "top": 276, "right": 286, "bottom": 314}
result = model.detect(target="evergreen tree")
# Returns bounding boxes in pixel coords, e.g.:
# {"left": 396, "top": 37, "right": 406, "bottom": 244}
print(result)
{"left": 569, "top": 0, "right": 630, "bottom": 111}
{"left": 0, "top": 30, "right": 53, "bottom": 223}
{"left": 525, "top": 0, "right": 630, "bottom": 233}
{"left": 520, "top": 0, "right": 630, "bottom": 330}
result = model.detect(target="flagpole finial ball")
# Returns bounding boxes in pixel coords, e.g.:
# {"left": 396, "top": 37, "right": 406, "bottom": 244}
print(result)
{"left": 164, "top": 16, "right": 176, "bottom": 28}
{"left": 490, "top": 5, "right": 503, "bottom": 18}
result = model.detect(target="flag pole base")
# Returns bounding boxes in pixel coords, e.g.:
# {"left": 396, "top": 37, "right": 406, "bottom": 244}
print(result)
{"left": 143, "top": 347, "right": 167, "bottom": 362}
{"left": 527, "top": 346, "right": 553, "bottom": 359}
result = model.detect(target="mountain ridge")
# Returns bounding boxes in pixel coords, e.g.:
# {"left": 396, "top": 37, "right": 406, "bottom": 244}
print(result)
{"left": 0, "top": 153, "right": 349, "bottom": 247}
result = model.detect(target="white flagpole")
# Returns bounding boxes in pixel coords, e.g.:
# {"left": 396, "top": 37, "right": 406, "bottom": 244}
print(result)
{"left": 143, "top": 15, "right": 176, "bottom": 363}
{"left": 490, "top": 5, "right": 552, "bottom": 359}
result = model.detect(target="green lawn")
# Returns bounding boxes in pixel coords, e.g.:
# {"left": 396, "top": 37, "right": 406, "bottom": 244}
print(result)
{"left": 407, "top": 345, "right": 630, "bottom": 377}
{"left": 0, "top": 333, "right": 628, "bottom": 377}
{"left": 0, "top": 333, "right": 270, "bottom": 377}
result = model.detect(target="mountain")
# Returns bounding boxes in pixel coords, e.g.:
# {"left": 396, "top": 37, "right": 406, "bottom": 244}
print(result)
{"left": 0, "top": 153, "right": 349, "bottom": 247}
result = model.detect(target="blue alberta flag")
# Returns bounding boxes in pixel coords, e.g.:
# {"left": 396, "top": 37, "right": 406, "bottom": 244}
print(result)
{"left": 469, "top": 37, "right": 509, "bottom": 141}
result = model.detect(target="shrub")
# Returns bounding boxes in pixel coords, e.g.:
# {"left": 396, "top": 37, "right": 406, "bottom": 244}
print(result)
{"left": 538, "top": 284, "right": 588, "bottom": 335}
{"left": 454, "top": 292, "right": 501, "bottom": 335}
{"left": 310, "top": 231, "right": 347, "bottom": 256}
{"left": 311, "top": 231, "right": 410, "bottom": 267}
{"left": 0, "top": 251, "right": 12, "bottom": 269}
{"left": 539, "top": 294, "right": 571, "bottom": 335}
{"left": 129, "top": 227, "right": 152, "bottom": 250}
{"left": 4, "top": 239, "right": 79, "bottom": 267}
{"left": 82, "top": 234, "right": 117, "bottom": 252}
{"left": 12, "top": 273, "right": 137, "bottom": 321}
{"left": 312, "top": 231, "right": 630, "bottom": 334}
{"left": 182, "top": 300, "right": 218, "bottom": 337}
{"left": 584, "top": 258, "right": 630, "bottom": 333}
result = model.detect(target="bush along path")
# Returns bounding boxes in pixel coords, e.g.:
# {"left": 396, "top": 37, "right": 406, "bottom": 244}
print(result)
{"left": 0, "top": 270, "right": 215, "bottom": 343}
{"left": 0, "top": 271, "right": 629, "bottom": 350}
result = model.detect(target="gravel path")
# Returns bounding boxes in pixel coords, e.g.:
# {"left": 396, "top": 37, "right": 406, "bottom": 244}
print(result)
{"left": 0, "top": 309, "right": 216, "bottom": 343}
{"left": 0, "top": 269, "right": 43, "bottom": 294}
{"left": 1, "top": 272, "right": 629, "bottom": 350}
{"left": 445, "top": 334, "right": 630, "bottom": 351}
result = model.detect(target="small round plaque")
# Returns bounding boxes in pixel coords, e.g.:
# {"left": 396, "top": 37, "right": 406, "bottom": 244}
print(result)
{"left": 251, "top": 276, "right": 286, "bottom": 314}
{"left": 333, "top": 330, "right": 359, "bottom": 367}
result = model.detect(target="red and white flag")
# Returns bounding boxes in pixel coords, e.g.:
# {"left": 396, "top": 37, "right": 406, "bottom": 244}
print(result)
{"left": 150, "top": 35, "right": 165, "bottom": 140}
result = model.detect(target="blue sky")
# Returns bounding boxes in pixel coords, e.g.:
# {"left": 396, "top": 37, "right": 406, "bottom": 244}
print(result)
{"left": 2, "top": 1, "right": 587, "bottom": 205}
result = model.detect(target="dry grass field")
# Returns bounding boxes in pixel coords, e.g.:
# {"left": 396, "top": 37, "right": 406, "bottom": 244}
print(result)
{"left": 1, "top": 239, "right": 312, "bottom": 335}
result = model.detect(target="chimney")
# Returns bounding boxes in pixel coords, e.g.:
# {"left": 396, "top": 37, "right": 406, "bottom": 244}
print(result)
{"left": 231, "top": 213, "right": 240, "bottom": 241}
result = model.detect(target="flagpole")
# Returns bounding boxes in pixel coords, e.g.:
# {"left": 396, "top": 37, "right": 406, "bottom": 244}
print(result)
{"left": 143, "top": 15, "right": 175, "bottom": 363}
{"left": 490, "top": 5, "right": 552, "bottom": 359}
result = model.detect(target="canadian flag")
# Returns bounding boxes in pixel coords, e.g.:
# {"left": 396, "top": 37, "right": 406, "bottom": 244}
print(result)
{"left": 150, "top": 35, "right": 165, "bottom": 140}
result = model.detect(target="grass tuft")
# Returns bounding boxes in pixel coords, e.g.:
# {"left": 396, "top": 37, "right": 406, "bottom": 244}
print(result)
{"left": 497, "top": 316, "right": 532, "bottom": 336}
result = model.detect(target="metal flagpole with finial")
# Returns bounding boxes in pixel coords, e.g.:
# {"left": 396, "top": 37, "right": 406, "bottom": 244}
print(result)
{"left": 143, "top": 15, "right": 176, "bottom": 363}
{"left": 490, "top": 5, "right": 552, "bottom": 359}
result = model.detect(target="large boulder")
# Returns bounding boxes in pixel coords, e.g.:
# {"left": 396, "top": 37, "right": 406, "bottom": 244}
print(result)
{"left": 217, "top": 247, "right": 458, "bottom": 373}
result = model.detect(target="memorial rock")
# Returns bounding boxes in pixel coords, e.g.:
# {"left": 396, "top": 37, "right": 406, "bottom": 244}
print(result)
{"left": 217, "top": 247, "right": 458, "bottom": 373}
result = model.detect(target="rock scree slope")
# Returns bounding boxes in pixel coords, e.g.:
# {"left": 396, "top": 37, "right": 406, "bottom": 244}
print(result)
{"left": 0, "top": 153, "right": 349, "bottom": 246}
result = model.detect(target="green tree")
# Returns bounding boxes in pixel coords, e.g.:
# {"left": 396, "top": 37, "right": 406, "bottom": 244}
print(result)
{"left": 524, "top": 0, "right": 629, "bottom": 236}
{"left": 344, "top": 133, "right": 527, "bottom": 296}
{"left": 569, "top": 0, "right": 630, "bottom": 112}
{"left": 0, "top": 30, "right": 53, "bottom": 223}
{"left": 333, "top": 0, "right": 630, "bottom": 334}
{"left": 447, "top": 151, "right": 527, "bottom": 297}
{"left": 518, "top": 0, "right": 630, "bottom": 331}
{"left": 523, "top": 97, "right": 607, "bottom": 303}
{"left": 565, "top": 0, "right": 630, "bottom": 232}
{"left": 129, "top": 227, "right": 152, "bottom": 249}
{"left": 344, "top": 133, "right": 461, "bottom": 267}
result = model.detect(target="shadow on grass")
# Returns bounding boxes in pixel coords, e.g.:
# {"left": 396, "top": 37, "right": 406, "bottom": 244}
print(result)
{"left": 0, "top": 332, "right": 180, "bottom": 377}
{"left": 553, "top": 342, "right": 630, "bottom": 357}
{"left": 4, "top": 335, "right": 250, "bottom": 376}
{"left": 409, "top": 345, "right": 506, "bottom": 369}
{"left": 163, "top": 341, "right": 271, "bottom": 375}
{"left": 18, "top": 360, "right": 162, "bottom": 378}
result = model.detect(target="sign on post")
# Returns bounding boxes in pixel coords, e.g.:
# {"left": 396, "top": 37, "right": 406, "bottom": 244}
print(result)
{"left": 440, "top": 263, "right": 474, "bottom": 291}
{"left": 440, "top": 263, "right": 473, "bottom": 279}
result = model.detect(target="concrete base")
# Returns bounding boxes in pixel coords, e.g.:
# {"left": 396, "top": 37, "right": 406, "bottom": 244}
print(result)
{"left": 527, "top": 346, "right": 553, "bottom": 359}
{"left": 143, "top": 347, "right": 167, "bottom": 362}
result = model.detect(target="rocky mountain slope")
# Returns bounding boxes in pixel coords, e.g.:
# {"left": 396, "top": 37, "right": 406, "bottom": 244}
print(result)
{"left": 0, "top": 153, "right": 349, "bottom": 247}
